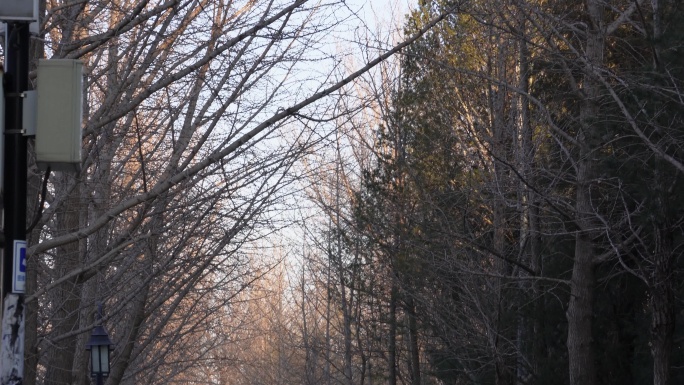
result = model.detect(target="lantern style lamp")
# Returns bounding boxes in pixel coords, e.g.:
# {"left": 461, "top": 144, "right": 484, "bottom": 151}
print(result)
{"left": 86, "top": 310, "right": 113, "bottom": 385}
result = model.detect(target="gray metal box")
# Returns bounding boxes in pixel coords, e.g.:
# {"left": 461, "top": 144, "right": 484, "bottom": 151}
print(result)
{"left": 0, "top": 0, "right": 36, "bottom": 20}
{"left": 36, "top": 59, "right": 83, "bottom": 172}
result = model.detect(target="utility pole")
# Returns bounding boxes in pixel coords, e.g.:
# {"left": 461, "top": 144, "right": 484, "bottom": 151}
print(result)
{"left": 1, "top": 20, "right": 30, "bottom": 385}
{"left": 0, "top": 3, "right": 81, "bottom": 383}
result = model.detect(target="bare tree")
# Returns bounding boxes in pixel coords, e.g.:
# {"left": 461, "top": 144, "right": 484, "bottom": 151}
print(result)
{"left": 12, "top": 1, "right": 457, "bottom": 384}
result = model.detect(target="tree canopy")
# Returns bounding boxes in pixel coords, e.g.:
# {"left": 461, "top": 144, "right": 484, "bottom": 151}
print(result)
{"left": 4, "top": 0, "right": 684, "bottom": 384}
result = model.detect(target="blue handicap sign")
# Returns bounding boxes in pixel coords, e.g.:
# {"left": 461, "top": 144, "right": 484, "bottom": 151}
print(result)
{"left": 19, "top": 246, "right": 26, "bottom": 273}
{"left": 13, "top": 240, "right": 27, "bottom": 293}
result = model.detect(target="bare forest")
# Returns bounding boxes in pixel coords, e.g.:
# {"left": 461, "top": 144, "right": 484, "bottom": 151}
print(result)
{"left": 2, "top": 0, "right": 683, "bottom": 384}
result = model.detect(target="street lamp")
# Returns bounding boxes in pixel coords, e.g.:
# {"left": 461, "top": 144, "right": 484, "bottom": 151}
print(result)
{"left": 85, "top": 310, "right": 113, "bottom": 385}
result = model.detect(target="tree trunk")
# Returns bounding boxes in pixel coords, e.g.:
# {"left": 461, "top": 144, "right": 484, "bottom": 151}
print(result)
{"left": 107, "top": 281, "right": 149, "bottom": 385}
{"left": 650, "top": 223, "right": 674, "bottom": 385}
{"left": 566, "top": 216, "right": 596, "bottom": 385}
{"left": 651, "top": 157, "right": 675, "bottom": 385}
{"left": 649, "top": 2, "right": 673, "bottom": 381}
{"left": 489, "top": 28, "right": 513, "bottom": 385}
{"left": 516, "top": 13, "right": 541, "bottom": 383}
{"left": 566, "top": 2, "right": 603, "bottom": 385}
{"left": 406, "top": 297, "right": 421, "bottom": 385}
{"left": 44, "top": 181, "right": 82, "bottom": 385}
{"left": 388, "top": 284, "right": 397, "bottom": 385}
{"left": 334, "top": 139, "right": 354, "bottom": 385}
{"left": 339, "top": 256, "right": 354, "bottom": 385}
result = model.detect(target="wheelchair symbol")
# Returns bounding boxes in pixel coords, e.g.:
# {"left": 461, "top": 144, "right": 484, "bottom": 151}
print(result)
{"left": 19, "top": 247, "right": 26, "bottom": 273}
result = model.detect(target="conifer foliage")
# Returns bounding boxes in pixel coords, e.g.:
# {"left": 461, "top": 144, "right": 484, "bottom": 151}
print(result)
{"left": 349, "top": 0, "right": 684, "bottom": 384}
